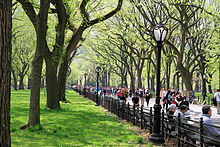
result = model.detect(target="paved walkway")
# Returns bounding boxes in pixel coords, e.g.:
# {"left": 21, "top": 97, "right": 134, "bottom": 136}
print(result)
{"left": 125, "top": 97, "right": 220, "bottom": 127}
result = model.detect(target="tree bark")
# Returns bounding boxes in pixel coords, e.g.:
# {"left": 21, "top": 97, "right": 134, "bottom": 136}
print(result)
{"left": 137, "top": 69, "right": 142, "bottom": 88}
{"left": 18, "top": 75, "right": 24, "bottom": 90}
{"left": 151, "top": 75, "right": 155, "bottom": 92}
{"left": 41, "top": 76, "right": 44, "bottom": 88}
{"left": 45, "top": 58, "right": 60, "bottom": 109}
{"left": 28, "top": 0, "right": 50, "bottom": 127}
{"left": 207, "top": 74, "right": 212, "bottom": 93}
{"left": 108, "top": 71, "right": 110, "bottom": 87}
{"left": 177, "top": 64, "right": 193, "bottom": 91}
{"left": 28, "top": 76, "right": 31, "bottom": 89}
{"left": 12, "top": 69, "right": 18, "bottom": 90}
{"left": 147, "top": 61, "right": 151, "bottom": 88}
{"left": 194, "top": 72, "right": 200, "bottom": 91}
{"left": 177, "top": 72, "right": 180, "bottom": 90}
{"left": 0, "top": 0, "right": 12, "bottom": 146}
{"left": 166, "top": 57, "right": 171, "bottom": 89}
{"left": 58, "top": 56, "right": 68, "bottom": 101}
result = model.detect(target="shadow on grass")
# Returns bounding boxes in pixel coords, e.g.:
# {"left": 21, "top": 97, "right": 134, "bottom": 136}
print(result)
{"left": 11, "top": 90, "right": 141, "bottom": 146}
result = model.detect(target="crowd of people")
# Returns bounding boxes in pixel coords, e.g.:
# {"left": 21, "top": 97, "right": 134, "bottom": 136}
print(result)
{"left": 79, "top": 86, "right": 220, "bottom": 146}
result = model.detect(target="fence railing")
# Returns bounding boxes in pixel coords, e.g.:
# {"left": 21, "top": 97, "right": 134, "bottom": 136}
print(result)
{"left": 74, "top": 89, "right": 220, "bottom": 147}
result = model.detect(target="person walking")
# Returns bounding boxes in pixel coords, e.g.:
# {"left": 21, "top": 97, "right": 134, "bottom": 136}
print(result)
{"left": 214, "top": 89, "right": 220, "bottom": 114}
{"left": 145, "top": 88, "right": 151, "bottom": 106}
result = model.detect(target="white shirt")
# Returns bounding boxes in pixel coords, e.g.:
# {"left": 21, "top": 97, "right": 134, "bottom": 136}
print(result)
{"left": 214, "top": 92, "right": 220, "bottom": 101}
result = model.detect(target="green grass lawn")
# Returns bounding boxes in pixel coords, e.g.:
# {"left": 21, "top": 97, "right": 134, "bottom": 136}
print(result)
{"left": 11, "top": 89, "right": 147, "bottom": 146}
{"left": 194, "top": 92, "right": 214, "bottom": 104}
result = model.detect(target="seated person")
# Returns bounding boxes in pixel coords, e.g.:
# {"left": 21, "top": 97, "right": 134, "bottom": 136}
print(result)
{"left": 174, "top": 105, "right": 197, "bottom": 144}
{"left": 174, "top": 105, "right": 188, "bottom": 125}
{"left": 176, "top": 92, "right": 186, "bottom": 102}
{"left": 202, "top": 106, "right": 220, "bottom": 146}
{"left": 132, "top": 94, "right": 139, "bottom": 107}
{"left": 167, "top": 104, "right": 177, "bottom": 131}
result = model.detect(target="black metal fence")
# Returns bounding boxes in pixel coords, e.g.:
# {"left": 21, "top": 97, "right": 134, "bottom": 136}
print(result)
{"left": 74, "top": 89, "right": 220, "bottom": 147}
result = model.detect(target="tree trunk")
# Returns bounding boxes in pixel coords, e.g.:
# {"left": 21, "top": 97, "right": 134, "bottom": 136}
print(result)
{"left": 104, "top": 70, "right": 107, "bottom": 87}
{"left": 181, "top": 76, "right": 184, "bottom": 91}
{"left": 58, "top": 56, "right": 68, "bottom": 101}
{"left": 45, "top": 58, "right": 60, "bottom": 109}
{"left": 108, "top": 71, "right": 110, "bottom": 87}
{"left": 177, "top": 61, "right": 193, "bottom": 91}
{"left": 173, "top": 74, "right": 176, "bottom": 89}
{"left": 0, "top": 0, "right": 12, "bottom": 145}
{"left": 41, "top": 76, "right": 44, "bottom": 88}
{"left": 208, "top": 84, "right": 212, "bottom": 93}
{"left": 166, "top": 58, "right": 171, "bottom": 89}
{"left": 207, "top": 74, "right": 212, "bottom": 93}
{"left": 147, "top": 61, "right": 151, "bottom": 88}
{"left": 137, "top": 69, "right": 142, "bottom": 88}
{"left": 124, "top": 71, "right": 128, "bottom": 88}
{"left": 28, "top": 76, "right": 31, "bottom": 89}
{"left": 180, "top": 70, "right": 193, "bottom": 91}
{"left": 18, "top": 75, "right": 24, "bottom": 90}
{"left": 102, "top": 74, "right": 105, "bottom": 87}
{"left": 151, "top": 75, "right": 155, "bottom": 92}
{"left": 194, "top": 72, "right": 200, "bottom": 91}
{"left": 177, "top": 72, "right": 180, "bottom": 90}
{"left": 130, "top": 74, "right": 135, "bottom": 92}
{"left": 12, "top": 69, "right": 18, "bottom": 90}
{"left": 28, "top": 0, "right": 50, "bottom": 127}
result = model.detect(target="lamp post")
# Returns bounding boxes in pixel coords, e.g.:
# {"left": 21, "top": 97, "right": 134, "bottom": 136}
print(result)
{"left": 79, "top": 77, "right": 82, "bottom": 95}
{"left": 149, "top": 23, "right": 168, "bottom": 144}
{"left": 84, "top": 73, "right": 87, "bottom": 97}
{"left": 202, "top": 74, "right": 207, "bottom": 102}
{"left": 95, "top": 66, "right": 101, "bottom": 106}
{"left": 84, "top": 73, "right": 87, "bottom": 87}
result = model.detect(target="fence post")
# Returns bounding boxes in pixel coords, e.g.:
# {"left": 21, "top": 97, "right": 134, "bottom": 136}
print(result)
{"left": 109, "top": 98, "right": 111, "bottom": 111}
{"left": 111, "top": 98, "right": 114, "bottom": 113}
{"left": 122, "top": 103, "right": 125, "bottom": 119}
{"left": 178, "top": 113, "right": 181, "bottom": 147}
{"left": 133, "top": 105, "right": 136, "bottom": 125}
{"left": 127, "top": 102, "right": 130, "bottom": 122}
{"left": 162, "top": 109, "right": 164, "bottom": 138}
{"left": 141, "top": 105, "right": 143, "bottom": 129}
{"left": 117, "top": 100, "right": 120, "bottom": 117}
{"left": 200, "top": 117, "right": 204, "bottom": 147}
{"left": 150, "top": 107, "right": 153, "bottom": 134}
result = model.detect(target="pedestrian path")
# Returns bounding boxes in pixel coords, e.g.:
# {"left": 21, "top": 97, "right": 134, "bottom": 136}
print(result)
{"left": 125, "top": 97, "right": 220, "bottom": 127}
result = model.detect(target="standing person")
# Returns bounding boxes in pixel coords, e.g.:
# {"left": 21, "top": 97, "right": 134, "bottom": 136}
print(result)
{"left": 140, "top": 88, "right": 145, "bottom": 106}
{"left": 170, "top": 87, "right": 175, "bottom": 96}
{"left": 132, "top": 94, "right": 139, "bottom": 107}
{"left": 163, "top": 88, "right": 168, "bottom": 109}
{"left": 201, "top": 106, "right": 220, "bottom": 146}
{"left": 135, "top": 89, "right": 139, "bottom": 97}
{"left": 214, "top": 89, "right": 220, "bottom": 114}
{"left": 145, "top": 88, "right": 151, "bottom": 107}
{"left": 117, "top": 88, "right": 122, "bottom": 100}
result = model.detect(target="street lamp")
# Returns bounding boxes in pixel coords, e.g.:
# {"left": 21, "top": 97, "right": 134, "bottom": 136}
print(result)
{"left": 80, "top": 77, "right": 82, "bottom": 95}
{"left": 149, "top": 23, "right": 168, "bottom": 144}
{"left": 84, "top": 73, "right": 87, "bottom": 87}
{"left": 84, "top": 73, "right": 87, "bottom": 97}
{"left": 95, "top": 66, "right": 101, "bottom": 106}
{"left": 202, "top": 74, "right": 207, "bottom": 101}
